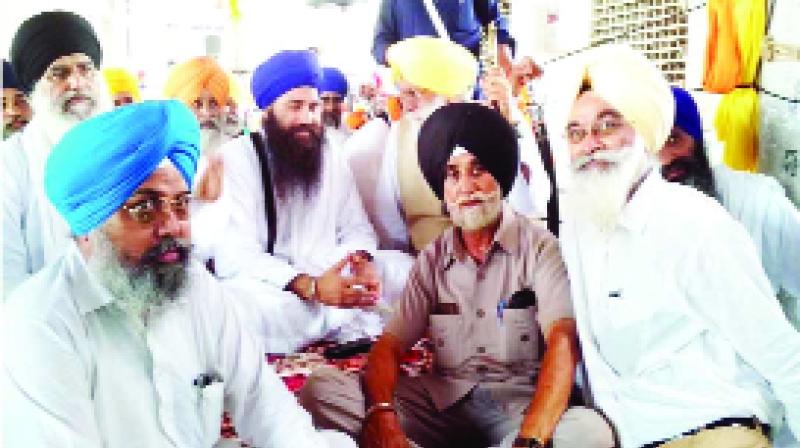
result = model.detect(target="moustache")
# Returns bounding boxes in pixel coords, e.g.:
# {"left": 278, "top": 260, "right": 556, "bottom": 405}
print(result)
{"left": 200, "top": 120, "right": 220, "bottom": 130}
{"left": 139, "top": 237, "right": 191, "bottom": 267}
{"left": 573, "top": 147, "right": 631, "bottom": 171}
{"left": 453, "top": 191, "right": 499, "bottom": 207}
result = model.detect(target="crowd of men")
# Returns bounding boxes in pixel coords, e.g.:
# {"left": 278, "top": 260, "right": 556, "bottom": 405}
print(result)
{"left": 2, "top": 4, "right": 800, "bottom": 448}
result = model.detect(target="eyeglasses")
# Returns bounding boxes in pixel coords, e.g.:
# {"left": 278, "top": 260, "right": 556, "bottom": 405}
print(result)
{"left": 45, "top": 61, "right": 96, "bottom": 83}
{"left": 565, "top": 113, "right": 627, "bottom": 145}
{"left": 121, "top": 195, "right": 191, "bottom": 224}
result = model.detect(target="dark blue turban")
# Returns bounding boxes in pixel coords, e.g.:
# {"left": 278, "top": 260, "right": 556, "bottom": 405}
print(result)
{"left": 250, "top": 50, "right": 322, "bottom": 109}
{"left": 45, "top": 100, "right": 200, "bottom": 236}
{"left": 320, "top": 67, "right": 348, "bottom": 97}
{"left": 671, "top": 86, "right": 704, "bottom": 146}
{"left": 3, "top": 59, "right": 25, "bottom": 92}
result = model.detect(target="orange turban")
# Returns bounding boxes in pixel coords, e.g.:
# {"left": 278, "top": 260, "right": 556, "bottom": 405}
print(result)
{"left": 163, "top": 56, "right": 230, "bottom": 106}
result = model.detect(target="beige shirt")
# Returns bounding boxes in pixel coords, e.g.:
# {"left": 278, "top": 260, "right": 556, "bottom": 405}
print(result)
{"left": 385, "top": 205, "right": 573, "bottom": 410}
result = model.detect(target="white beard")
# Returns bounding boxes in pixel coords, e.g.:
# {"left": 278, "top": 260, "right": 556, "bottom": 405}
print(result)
{"left": 200, "top": 127, "right": 227, "bottom": 156}
{"left": 87, "top": 232, "right": 176, "bottom": 328}
{"left": 566, "top": 136, "right": 652, "bottom": 234}
{"left": 447, "top": 190, "right": 504, "bottom": 231}
{"left": 29, "top": 76, "right": 111, "bottom": 144}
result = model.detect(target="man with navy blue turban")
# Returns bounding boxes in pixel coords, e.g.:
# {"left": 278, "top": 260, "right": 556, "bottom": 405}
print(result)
{"left": 215, "top": 50, "right": 413, "bottom": 353}
{"left": 3, "top": 59, "right": 32, "bottom": 139}
{"left": 3, "top": 100, "right": 356, "bottom": 448}
{"left": 319, "top": 67, "right": 350, "bottom": 145}
{"left": 659, "top": 86, "right": 800, "bottom": 328}
{"left": 2, "top": 10, "right": 111, "bottom": 296}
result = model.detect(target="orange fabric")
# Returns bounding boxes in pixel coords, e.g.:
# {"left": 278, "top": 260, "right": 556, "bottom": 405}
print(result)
{"left": 163, "top": 56, "right": 230, "bottom": 107}
{"left": 386, "top": 95, "right": 403, "bottom": 121}
{"left": 703, "top": 0, "right": 741, "bottom": 94}
{"left": 345, "top": 110, "right": 368, "bottom": 130}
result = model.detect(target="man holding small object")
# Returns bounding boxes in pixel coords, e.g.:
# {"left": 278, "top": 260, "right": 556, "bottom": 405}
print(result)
{"left": 299, "top": 103, "right": 614, "bottom": 448}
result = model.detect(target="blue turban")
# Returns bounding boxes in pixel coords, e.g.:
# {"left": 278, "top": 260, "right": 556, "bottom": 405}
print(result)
{"left": 45, "top": 100, "right": 200, "bottom": 236}
{"left": 320, "top": 67, "right": 348, "bottom": 96}
{"left": 250, "top": 50, "right": 322, "bottom": 109}
{"left": 671, "top": 86, "right": 704, "bottom": 146}
{"left": 3, "top": 59, "right": 25, "bottom": 92}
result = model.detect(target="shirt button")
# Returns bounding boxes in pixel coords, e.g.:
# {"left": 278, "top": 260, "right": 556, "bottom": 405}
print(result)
{"left": 477, "top": 346, "right": 486, "bottom": 354}
{"left": 520, "top": 334, "right": 530, "bottom": 342}
{"left": 476, "top": 308, "right": 485, "bottom": 318}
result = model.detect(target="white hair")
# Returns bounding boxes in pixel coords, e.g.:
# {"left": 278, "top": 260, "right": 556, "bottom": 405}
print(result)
{"left": 446, "top": 189, "right": 503, "bottom": 231}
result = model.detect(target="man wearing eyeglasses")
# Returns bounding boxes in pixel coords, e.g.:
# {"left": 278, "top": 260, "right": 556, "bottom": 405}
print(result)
{"left": 3, "top": 100, "right": 356, "bottom": 448}
{"left": 557, "top": 44, "right": 800, "bottom": 447}
{"left": 2, "top": 10, "right": 111, "bottom": 296}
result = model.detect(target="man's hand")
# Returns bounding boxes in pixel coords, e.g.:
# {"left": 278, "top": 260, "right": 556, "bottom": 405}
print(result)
{"left": 480, "top": 67, "right": 513, "bottom": 123}
{"left": 361, "top": 410, "right": 410, "bottom": 448}
{"left": 195, "top": 153, "right": 223, "bottom": 202}
{"left": 510, "top": 56, "right": 542, "bottom": 96}
{"left": 316, "top": 256, "right": 380, "bottom": 308}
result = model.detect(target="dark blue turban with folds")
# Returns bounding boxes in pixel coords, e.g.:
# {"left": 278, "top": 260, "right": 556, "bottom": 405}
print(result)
{"left": 320, "top": 67, "right": 348, "bottom": 97}
{"left": 250, "top": 50, "right": 322, "bottom": 109}
{"left": 45, "top": 100, "right": 200, "bottom": 236}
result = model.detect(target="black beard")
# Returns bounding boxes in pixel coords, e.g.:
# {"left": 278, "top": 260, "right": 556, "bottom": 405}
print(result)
{"left": 263, "top": 111, "right": 324, "bottom": 200}
{"left": 322, "top": 110, "right": 341, "bottom": 128}
{"left": 661, "top": 143, "right": 718, "bottom": 200}
{"left": 135, "top": 236, "right": 191, "bottom": 296}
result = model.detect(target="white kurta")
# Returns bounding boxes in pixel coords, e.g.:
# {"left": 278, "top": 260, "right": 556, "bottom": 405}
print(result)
{"left": 2, "top": 118, "right": 73, "bottom": 297}
{"left": 560, "top": 172, "right": 800, "bottom": 447}
{"left": 713, "top": 164, "right": 800, "bottom": 302}
{"left": 3, "top": 242, "right": 355, "bottom": 448}
{"left": 214, "top": 132, "right": 391, "bottom": 351}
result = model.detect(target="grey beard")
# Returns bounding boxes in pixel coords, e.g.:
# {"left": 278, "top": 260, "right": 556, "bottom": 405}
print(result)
{"left": 88, "top": 232, "right": 189, "bottom": 326}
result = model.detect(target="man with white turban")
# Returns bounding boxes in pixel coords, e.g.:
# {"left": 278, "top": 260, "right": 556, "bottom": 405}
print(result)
{"left": 557, "top": 44, "right": 800, "bottom": 447}
{"left": 2, "top": 100, "right": 355, "bottom": 448}
{"left": 2, "top": 10, "right": 111, "bottom": 296}
{"left": 214, "top": 50, "right": 410, "bottom": 352}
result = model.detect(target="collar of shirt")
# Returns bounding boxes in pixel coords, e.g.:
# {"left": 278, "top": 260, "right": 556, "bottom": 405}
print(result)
{"left": 616, "top": 169, "right": 661, "bottom": 235}
{"left": 444, "top": 203, "right": 519, "bottom": 266}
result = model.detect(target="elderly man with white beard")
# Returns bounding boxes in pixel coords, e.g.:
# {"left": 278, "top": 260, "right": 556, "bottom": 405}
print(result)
{"left": 298, "top": 103, "right": 614, "bottom": 448}
{"left": 556, "top": 44, "right": 800, "bottom": 447}
{"left": 3, "top": 100, "right": 356, "bottom": 448}
{"left": 2, "top": 10, "right": 111, "bottom": 296}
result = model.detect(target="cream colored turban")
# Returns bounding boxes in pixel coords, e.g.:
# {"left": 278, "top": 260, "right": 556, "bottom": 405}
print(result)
{"left": 387, "top": 36, "right": 478, "bottom": 98}
{"left": 559, "top": 44, "right": 674, "bottom": 154}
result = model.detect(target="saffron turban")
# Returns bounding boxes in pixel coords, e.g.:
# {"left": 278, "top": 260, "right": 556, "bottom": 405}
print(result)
{"left": 671, "top": 86, "right": 705, "bottom": 147}
{"left": 387, "top": 36, "right": 478, "bottom": 98}
{"left": 102, "top": 67, "right": 141, "bottom": 102}
{"left": 251, "top": 50, "right": 321, "bottom": 109}
{"left": 418, "top": 103, "right": 519, "bottom": 200}
{"left": 164, "top": 56, "right": 230, "bottom": 107}
{"left": 558, "top": 44, "right": 674, "bottom": 154}
{"left": 44, "top": 100, "right": 200, "bottom": 236}
{"left": 320, "top": 67, "right": 349, "bottom": 97}
{"left": 10, "top": 11, "right": 102, "bottom": 92}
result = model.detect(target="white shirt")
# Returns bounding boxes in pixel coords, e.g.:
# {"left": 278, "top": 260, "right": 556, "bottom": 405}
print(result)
{"left": 713, "top": 164, "right": 800, "bottom": 299}
{"left": 213, "top": 132, "right": 384, "bottom": 350}
{"left": 2, "top": 118, "right": 72, "bottom": 297}
{"left": 561, "top": 172, "right": 800, "bottom": 447}
{"left": 3, "top": 242, "right": 354, "bottom": 448}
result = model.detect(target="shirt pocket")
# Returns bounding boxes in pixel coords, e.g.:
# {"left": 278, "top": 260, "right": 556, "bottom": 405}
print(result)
{"left": 429, "top": 314, "right": 467, "bottom": 370}
{"left": 198, "top": 381, "right": 224, "bottom": 447}
{"left": 502, "top": 308, "right": 539, "bottom": 366}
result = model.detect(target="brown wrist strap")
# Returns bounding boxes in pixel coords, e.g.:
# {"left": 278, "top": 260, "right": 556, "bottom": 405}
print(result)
{"left": 365, "top": 402, "right": 395, "bottom": 420}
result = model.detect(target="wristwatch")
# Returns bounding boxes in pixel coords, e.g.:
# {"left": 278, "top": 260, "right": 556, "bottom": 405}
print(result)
{"left": 512, "top": 436, "right": 544, "bottom": 448}
{"left": 306, "top": 276, "right": 317, "bottom": 301}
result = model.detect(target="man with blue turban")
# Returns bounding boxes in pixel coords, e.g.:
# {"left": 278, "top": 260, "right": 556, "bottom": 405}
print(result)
{"left": 659, "top": 86, "right": 800, "bottom": 327}
{"left": 215, "top": 50, "right": 412, "bottom": 352}
{"left": 320, "top": 66, "right": 350, "bottom": 146}
{"left": 2, "top": 10, "right": 112, "bottom": 296}
{"left": 3, "top": 100, "right": 355, "bottom": 448}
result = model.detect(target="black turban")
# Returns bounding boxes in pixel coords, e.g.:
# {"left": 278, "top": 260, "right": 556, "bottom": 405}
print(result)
{"left": 10, "top": 11, "right": 102, "bottom": 92}
{"left": 418, "top": 102, "right": 519, "bottom": 200}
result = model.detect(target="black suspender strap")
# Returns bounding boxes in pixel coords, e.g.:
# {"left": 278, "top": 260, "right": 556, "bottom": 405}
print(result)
{"left": 250, "top": 132, "right": 277, "bottom": 255}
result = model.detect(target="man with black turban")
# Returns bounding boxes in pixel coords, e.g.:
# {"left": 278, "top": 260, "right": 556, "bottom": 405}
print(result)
{"left": 2, "top": 10, "right": 111, "bottom": 296}
{"left": 3, "top": 100, "right": 355, "bottom": 448}
{"left": 3, "top": 59, "right": 32, "bottom": 139}
{"left": 298, "top": 103, "right": 614, "bottom": 448}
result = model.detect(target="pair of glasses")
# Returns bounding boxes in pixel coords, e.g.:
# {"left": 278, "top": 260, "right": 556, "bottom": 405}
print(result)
{"left": 564, "top": 114, "right": 627, "bottom": 144}
{"left": 121, "top": 195, "right": 191, "bottom": 224}
{"left": 45, "top": 61, "right": 96, "bottom": 83}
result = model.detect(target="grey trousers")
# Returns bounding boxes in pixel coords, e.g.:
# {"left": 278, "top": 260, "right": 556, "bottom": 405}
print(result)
{"left": 298, "top": 367, "right": 615, "bottom": 448}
